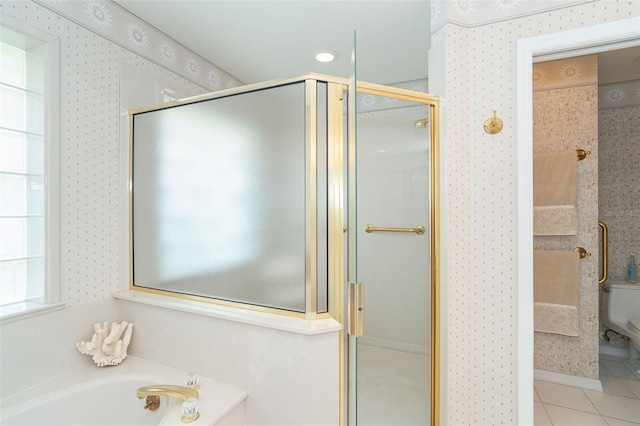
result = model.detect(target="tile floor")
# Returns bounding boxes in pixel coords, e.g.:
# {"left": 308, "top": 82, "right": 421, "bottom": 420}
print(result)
{"left": 535, "top": 355, "right": 640, "bottom": 425}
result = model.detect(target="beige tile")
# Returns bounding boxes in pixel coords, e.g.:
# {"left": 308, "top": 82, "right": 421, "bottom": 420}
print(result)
{"left": 619, "top": 377, "right": 640, "bottom": 399}
{"left": 601, "top": 375, "right": 637, "bottom": 398}
{"left": 604, "top": 416, "right": 640, "bottom": 426}
{"left": 601, "top": 360, "right": 639, "bottom": 380}
{"left": 622, "top": 360, "right": 640, "bottom": 380}
{"left": 535, "top": 401, "right": 552, "bottom": 426}
{"left": 584, "top": 389, "right": 640, "bottom": 424}
{"left": 601, "top": 361, "right": 616, "bottom": 377}
{"left": 544, "top": 404, "right": 609, "bottom": 426}
{"left": 535, "top": 381, "right": 598, "bottom": 414}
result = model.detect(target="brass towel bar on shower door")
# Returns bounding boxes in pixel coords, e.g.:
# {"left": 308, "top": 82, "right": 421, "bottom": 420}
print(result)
{"left": 364, "top": 224, "right": 425, "bottom": 235}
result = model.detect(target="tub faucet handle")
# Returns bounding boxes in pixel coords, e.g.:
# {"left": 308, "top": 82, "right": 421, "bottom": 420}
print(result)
{"left": 137, "top": 384, "right": 200, "bottom": 423}
{"left": 181, "top": 397, "right": 200, "bottom": 423}
{"left": 143, "top": 395, "right": 160, "bottom": 411}
{"left": 184, "top": 372, "right": 199, "bottom": 390}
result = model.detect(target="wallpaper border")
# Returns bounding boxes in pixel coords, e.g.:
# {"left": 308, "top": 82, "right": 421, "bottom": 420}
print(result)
{"left": 33, "top": 0, "right": 244, "bottom": 92}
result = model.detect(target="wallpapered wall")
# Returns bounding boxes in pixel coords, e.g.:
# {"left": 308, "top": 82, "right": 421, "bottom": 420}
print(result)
{"left": 598, "top": 104, "right": 640, "bottom": 351}
{"left": 599, "top": 104, "right": 640, "bottom": 282}
{"left": 33, "top": 0, "right": 243, "bottom": 91}
{"left": 533, "top": 55, "right": 599, "bottom": 380}
{"left": 2, "top": 0, "right": 638, "bottom": 423}
{"left": 430, "top": 0, "right": 638, "bottom": 423}
{"left": 0, "top": 0, "right": 218, "bottom": 306}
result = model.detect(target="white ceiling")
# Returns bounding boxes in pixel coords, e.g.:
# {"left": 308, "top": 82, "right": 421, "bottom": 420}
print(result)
{"left": 113, "top": 1, "right": 639, "bottom": 87}
{"left": 113, "top": 1, "right": 430, "bottom": 85}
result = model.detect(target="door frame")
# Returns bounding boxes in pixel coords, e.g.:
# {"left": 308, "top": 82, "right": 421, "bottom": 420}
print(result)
{"left": 516, "top": 17, "right": 640, "bottom": 425}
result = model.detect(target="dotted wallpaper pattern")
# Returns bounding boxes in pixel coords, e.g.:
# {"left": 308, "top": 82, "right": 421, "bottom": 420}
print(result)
{"left": 431, "top": 0, "right": 639, "bottom": 424}
{"left": 1, "top": 0, "right": 209, "bottom": 306}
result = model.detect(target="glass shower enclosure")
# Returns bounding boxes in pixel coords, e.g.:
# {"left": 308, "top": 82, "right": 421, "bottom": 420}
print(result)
{"left": 129, "top": 74, "right": 439, "bottom": 425}
{"left": 350, "top": 87, "right": 436, "bottom": 425}
{"left": 347, "top": 83, "right": 439, "bottom": 426}
{"left": 130, "top": 78, "right": 334, "bottom": 315}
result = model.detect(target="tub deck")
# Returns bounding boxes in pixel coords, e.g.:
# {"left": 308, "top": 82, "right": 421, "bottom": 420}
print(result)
{"left": 0, "top": 356, "right": 248, "bottom": 426}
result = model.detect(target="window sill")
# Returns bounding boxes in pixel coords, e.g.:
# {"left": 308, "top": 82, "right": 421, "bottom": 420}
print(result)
{"left": 112, "top": 290, "right": 342, "bottom": 336}
{"left": 0, "top": 301, "right": 67, "bottom": 326}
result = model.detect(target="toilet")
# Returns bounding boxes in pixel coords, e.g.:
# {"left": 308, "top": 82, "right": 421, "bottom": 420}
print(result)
{"left": 602, "top": 280, "right": 640, "bottom": 368}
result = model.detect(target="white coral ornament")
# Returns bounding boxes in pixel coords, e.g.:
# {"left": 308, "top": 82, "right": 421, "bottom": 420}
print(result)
{"left": 76, "top": 321, "right": 134, "bottom": 367}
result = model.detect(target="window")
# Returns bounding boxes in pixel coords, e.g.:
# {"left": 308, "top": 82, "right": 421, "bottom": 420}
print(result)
{"left": 0, "top": 22, "right": 60, "bottom": 320}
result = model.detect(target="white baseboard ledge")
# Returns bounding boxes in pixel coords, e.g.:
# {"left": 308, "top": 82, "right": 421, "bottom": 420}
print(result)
{"left": 534, "top": 369, "right": 603, "bottom": 392}
{"left": 599, "top": 345, "right": 630, "bottom": 359}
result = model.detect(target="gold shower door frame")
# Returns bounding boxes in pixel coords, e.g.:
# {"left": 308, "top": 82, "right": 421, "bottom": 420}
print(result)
{"left": 341, "top": 82, "right": 441, "bottom": 426}
{"left": 128, "top": 73, "right": 440, "bottom": 425}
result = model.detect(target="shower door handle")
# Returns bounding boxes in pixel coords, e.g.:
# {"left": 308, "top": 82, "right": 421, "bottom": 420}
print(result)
{"left": 348, "top": 282, "right": 364, "bottom": 337}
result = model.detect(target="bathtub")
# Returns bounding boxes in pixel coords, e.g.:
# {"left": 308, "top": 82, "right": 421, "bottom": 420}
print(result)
{"left": 0, "top": 356, "right": 247, "bottom": 426}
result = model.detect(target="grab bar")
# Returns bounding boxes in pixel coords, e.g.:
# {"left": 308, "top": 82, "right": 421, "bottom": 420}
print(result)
{"left": 599, "top": 220, "right": 608, "bottom": 284}
{"left": 364, "top": 224, "right": 425, "bottom": 235}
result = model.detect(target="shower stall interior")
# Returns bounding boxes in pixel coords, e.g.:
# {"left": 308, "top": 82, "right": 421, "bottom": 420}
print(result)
{"left": 128, "top": 73, "right": 439, "bottom": 425}
{"left": 353, "top": 93, "right": 433, "bottom": 425}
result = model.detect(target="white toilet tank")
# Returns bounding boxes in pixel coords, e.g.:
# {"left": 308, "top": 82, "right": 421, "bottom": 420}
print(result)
{"left": 603, "top": 280, "right": 640, "bottom": 329}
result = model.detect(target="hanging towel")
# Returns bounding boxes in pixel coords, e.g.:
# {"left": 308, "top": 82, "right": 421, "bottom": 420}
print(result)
{"left": 533, "top": 151, "right": 578, "bottom": 236}
{"left": 533, "top": 250, "right": 580, "bottom": 337}
{"left": 533, "top": 206, "right": 578, "bottom": 236}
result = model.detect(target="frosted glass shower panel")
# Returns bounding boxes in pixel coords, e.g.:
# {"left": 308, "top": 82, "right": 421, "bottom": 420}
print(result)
{"left": 132, "top": 82, "right": 309, "bottom": 311}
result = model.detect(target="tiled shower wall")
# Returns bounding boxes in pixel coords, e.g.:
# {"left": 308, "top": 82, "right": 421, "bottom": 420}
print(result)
{"left": 532, "top": 55, "right": 599, "bottom": 380}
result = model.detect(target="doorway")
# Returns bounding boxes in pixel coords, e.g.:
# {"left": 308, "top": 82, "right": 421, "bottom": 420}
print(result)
{"left": 516, "top": 16, "right": 640, "bottom": 425}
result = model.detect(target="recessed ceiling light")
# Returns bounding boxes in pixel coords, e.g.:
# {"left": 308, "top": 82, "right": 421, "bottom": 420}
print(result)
{"left": 315, "top": 50, "right": 337, "bottom": 63}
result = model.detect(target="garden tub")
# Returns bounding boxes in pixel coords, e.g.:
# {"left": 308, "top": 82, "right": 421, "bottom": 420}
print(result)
{"left": 0, "top": 356, "right": 247, "bottom": 426}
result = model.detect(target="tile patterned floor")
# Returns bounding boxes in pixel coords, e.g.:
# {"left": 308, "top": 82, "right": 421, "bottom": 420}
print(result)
{"left": 535, "top": 355, "right": 640, "bottom": 425}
